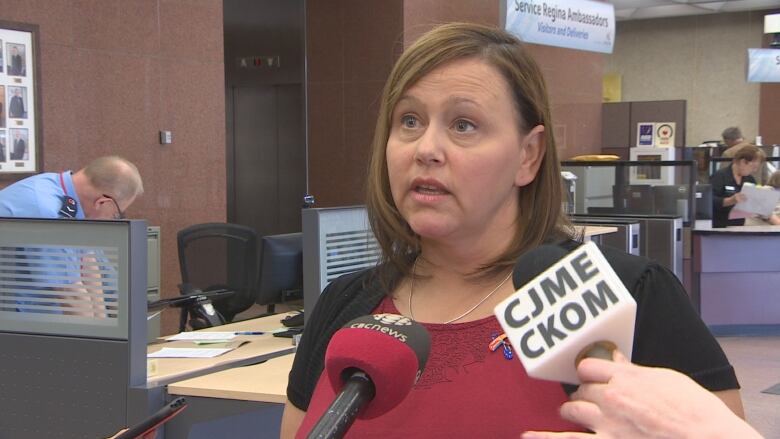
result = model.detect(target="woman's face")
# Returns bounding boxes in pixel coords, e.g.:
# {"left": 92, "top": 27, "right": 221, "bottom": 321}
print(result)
{"left": 386, "top": 57, "right": 544, "bottom": 245}
{"left": 736, "top": 159, "right": 760, "bottom": 177}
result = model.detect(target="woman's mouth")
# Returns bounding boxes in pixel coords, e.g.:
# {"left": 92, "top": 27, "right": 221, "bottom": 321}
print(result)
{"left": 415, "top": 184, "right": 448, "bottom": 195}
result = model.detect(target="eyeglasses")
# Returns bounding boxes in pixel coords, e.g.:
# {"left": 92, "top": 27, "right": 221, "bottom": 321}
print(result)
{"left": 102, "top": 194, "right": 125, "bottom": 219}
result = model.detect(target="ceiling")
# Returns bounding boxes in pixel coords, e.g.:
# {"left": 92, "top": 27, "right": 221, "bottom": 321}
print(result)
{"left": 609, "top": 0, "right": 780, "bottom": 21}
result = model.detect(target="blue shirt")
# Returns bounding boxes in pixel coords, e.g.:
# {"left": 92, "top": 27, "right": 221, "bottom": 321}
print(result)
{"left": 0, "top": 171, "right": 85, "bottom": 219}
{"left": 0, "top": 172, "right": 95, "bottom": 314}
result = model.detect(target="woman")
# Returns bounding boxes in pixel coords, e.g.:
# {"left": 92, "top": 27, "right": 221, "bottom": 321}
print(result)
{"left": 281, "top": 23, "right": 742, "bottom": 437}
{"left": 744, "top": 170, "right": 780, "bottom": 226}
{"left": 711, "top": 145, "right": 762, "bottom": 228}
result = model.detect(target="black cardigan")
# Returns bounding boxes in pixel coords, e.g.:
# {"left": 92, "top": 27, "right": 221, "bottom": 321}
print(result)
{"left": 287, "top": 241, "right": 739, "bottom": 411}
{"left": 711, "top": 164, "right": 756, "bottom": 227}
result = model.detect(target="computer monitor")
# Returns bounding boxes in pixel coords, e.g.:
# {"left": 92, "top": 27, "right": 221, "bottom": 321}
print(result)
{"left": 256, "top": 232, "right": 303, "bottom": 309}
{"left": 613, "top": 184, "right": 654, "bottom": 214}
{"left": 652, "top": 184, "right": 691, "bottom": 221}
{"left": 302, "top": 207, "right": 382, "bottom": 325}
{"left": 695, "top": 184, "right": 713, "bottom": 220}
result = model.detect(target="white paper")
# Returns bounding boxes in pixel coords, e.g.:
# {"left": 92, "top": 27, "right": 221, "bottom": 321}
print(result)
{"left": 733, "top": 183, "right": 780, "bottom": 217}
{"left": 148, "top": 347, "right": 233, "bottom": 358}
{"left": 167, "top": 331, "right": 237, "bottom": 341}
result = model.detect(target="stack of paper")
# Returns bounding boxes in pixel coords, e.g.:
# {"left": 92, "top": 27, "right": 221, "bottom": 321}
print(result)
{"left": 151, "top": 332, "right": 247, "bottom": 358}
{"left": 149, "top": 347, "right": 233, "bottom": 358}
{"left": 730, "top": 183, "right": 780, "bottom": 218}
{"left": 167, "top": 332, "right": 237, "bottom": 342}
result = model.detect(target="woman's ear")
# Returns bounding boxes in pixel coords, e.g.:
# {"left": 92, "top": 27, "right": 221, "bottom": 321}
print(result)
{"left": 515, "top": 124, "right": 546, "bottom": 187}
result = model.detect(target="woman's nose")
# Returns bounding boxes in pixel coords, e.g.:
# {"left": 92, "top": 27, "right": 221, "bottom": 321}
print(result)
{"left": 413, "top": 125, "right": 445, "bottom": 166}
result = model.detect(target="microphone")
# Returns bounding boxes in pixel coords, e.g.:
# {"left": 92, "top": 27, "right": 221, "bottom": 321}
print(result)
{"left": 301, "top": 314, "right": 431, "bottom": 439}
{"left": 494, "top": 241, "right": 637, "bottom": 384}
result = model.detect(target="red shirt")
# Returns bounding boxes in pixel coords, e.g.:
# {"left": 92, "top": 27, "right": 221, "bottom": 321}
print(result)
{"left": 298, "top": 296, "right": 585, "bottom": 438}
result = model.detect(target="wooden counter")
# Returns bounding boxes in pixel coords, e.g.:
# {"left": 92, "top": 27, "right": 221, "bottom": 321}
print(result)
{"left": 146, "top": 312, "right": 297, "bottom": 387}
{"left": 579, "top": 225, "right": 618, "bottom": 239}
{"left": 168, "top": 353, "right": 294, "bottom": 403}
{"left": 692, "top": 221, "right": 780, "bottom": 335}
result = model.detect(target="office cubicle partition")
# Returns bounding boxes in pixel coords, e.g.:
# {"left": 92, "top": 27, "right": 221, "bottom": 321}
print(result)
{"left": 147, "top": 226, "right": 161, "bottom": 341}
{"left": 302, "top": 207, "right": 381, "bottom": 323}
{"left": 0, "top": 218, "right": 150, "bottom": 438}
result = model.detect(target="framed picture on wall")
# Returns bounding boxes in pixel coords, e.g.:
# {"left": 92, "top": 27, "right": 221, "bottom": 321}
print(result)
{"left": 0, "top": 20, "right": 41, "bottom": 178}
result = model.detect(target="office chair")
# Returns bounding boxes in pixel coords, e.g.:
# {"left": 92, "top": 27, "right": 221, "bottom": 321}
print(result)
{"left": 177, "top": 223, "right": 259, "bottom": 330}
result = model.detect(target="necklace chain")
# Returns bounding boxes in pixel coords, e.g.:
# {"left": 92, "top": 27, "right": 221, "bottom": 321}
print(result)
{"left": 408, "top": 258, "right": 513, "bottom": 324}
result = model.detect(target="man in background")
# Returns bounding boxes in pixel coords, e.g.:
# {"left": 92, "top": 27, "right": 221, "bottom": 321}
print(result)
{"left": 721, "top": 126, "right": 746, "bottom": 149}
{"left": 0, "top": 155, "right": 143, "bottom": 219}
{"left": 0, "top": 156, "right": 144, "bottom": 316}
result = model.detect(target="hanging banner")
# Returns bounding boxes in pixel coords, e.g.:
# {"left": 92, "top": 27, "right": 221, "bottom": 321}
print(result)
{"left": 747, "top": 48, "right": 780, "bottom": 83}
{"left": 505, "top": 0, "right": 615, "bottom": 54}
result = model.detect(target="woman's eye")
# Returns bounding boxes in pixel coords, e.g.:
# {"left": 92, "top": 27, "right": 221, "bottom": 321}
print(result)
{"left": 401, "top": 115, "right": 418, "bottom": 128}
{"left": 454, "top": 119, "right": 476, "bottom": 132}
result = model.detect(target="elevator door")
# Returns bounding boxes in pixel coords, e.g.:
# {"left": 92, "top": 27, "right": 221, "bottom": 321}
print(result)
{"left": 228, "top": 84, "right": 306, "bottom": 238}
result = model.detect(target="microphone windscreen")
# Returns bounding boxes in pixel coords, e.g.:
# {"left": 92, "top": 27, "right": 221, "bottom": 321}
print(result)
{"left": 323, "top": 314, "right": 430, "bottom": 419}
{"left": 512, "top": 244, "right": 571, "bottom": 290}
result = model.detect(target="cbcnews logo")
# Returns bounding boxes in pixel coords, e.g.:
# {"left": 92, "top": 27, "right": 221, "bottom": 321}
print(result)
{"left": 373, "top": 314, "right": 413, "bottom": 326}
{"left": 348, "top": 314, "right": 412, "bottom": 342}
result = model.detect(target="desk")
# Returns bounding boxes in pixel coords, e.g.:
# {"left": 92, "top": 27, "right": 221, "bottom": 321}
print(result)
{"left": 168, "top": 354, "right": 293, "bottom": 403}
{"left": 579, "top": 225, "right": 618, "bottom": 240}
{"left": 693, "top": 221, "right": 780, "bottom": 335}
{"left": 147, "top": 313, "right": 296, "bottom": 387}
{"left": 164, "top": 354, "right": 295, "bottom": 438}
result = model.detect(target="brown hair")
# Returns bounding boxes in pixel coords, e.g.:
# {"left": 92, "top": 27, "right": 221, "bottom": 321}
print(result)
{"left": 732, "top": 144, "right": 761, "bottom": 163}
{"left": 365, "top": 22, "right": 573, "bottom": 282}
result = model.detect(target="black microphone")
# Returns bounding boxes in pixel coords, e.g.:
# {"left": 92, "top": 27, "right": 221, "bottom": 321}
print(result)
{"left": 300, "top": 314, "right": 431, "bottom": 439}
{"left": 511, "top": 244, "right": 571, "bottom": 290}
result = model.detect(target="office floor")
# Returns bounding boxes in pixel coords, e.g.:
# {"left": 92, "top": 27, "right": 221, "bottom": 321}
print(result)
{"left": 717, "top": 336, "right": 780, "bottom": 438}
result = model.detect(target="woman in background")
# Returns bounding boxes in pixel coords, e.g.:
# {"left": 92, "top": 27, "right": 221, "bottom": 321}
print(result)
{"left": 710, "top": 145, "right": 762, "bottom": 228}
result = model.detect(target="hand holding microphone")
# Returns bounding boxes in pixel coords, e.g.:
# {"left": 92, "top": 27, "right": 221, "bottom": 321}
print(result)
{"left": 521, "top": 350, "right": 763, "bottom": 439}
{"left": 495, "top": 242, "right": 759, "bottom": 439}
